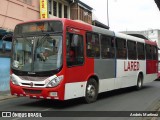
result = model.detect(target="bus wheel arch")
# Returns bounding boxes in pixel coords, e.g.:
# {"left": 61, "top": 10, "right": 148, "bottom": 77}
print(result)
{"left": 136, "top": 72, "right": 143, "bottom": 90}
{"left": 84, "top": 75, "right": 99, "bottom": 103}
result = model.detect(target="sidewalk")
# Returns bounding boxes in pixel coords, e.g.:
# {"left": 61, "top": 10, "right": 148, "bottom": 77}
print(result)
{"left": 0, "top": 91, "right": 17, "bottom": 101}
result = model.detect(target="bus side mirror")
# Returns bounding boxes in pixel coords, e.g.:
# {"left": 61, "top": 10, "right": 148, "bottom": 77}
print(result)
{"left": 2, "top": 42, "right": 6, "bottom": 53}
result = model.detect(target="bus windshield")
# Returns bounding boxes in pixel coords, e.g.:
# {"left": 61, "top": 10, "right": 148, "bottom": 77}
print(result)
{"left": 12, "top": 34, "right": 62, "bottom": 73}
{"left": 12, "top": 21, "right": 63, "bottom": 74}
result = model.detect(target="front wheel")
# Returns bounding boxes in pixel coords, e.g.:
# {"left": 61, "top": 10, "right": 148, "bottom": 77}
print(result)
{"left": 84, "top": 78, "right": 98, "bottom": 103}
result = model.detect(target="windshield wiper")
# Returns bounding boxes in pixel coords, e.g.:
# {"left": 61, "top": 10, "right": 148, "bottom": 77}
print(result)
{"left": 36, "top": 33, "right": 50, "bottom": 48}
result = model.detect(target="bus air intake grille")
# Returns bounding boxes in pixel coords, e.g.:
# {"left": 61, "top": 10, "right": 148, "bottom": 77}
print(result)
{"left": 19, "top": 76, "right": 48, "bottom": 81}
{"left": 21, "top": 83, "right": 45, "bottom": 87}
{"left": 23, "top": 89, "right": 42, "bottom": 95}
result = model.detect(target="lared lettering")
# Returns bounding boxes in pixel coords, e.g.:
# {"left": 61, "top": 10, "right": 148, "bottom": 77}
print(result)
{"left": 124, "top": 61, "right": 140, "bottom": 71}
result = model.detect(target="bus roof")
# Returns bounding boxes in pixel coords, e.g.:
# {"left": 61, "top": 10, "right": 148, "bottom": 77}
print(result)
{"left": 15, "top": 18, "right": 158, "bottom": 46}
{"left": 115, "top": 32, "right": 145, "bottom": 43}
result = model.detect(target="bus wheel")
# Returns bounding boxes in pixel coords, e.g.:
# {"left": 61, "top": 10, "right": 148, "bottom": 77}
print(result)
{"left": 84, "top": 78, "right": 98, "bottom": 103}
{"left": 136, "top": 74, "right": 143, "bottom": 90}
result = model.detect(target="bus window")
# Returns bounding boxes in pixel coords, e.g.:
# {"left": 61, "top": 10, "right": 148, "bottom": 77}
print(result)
{"left": 86, "top": 32, "right": 100, "bottom": 58}
{"left": 127, "top": 40, "right": 137, "bottom": 60}
{"left": 137, "top": 42, "right": 145, "bottom": 60}
{"left": 66, "top": 33, "right": 84, "bottom": 66}
{"left": 101, "top": 35, "right": 115, "bottom": 59}
{"left": 153, "top": 46, "right": 157, "bottom": 60}
{"left": 116, "top": 38, "right": 127, "bottom": 59}
{"left": 146, "top": 44, "right": 152, "bottom": 60}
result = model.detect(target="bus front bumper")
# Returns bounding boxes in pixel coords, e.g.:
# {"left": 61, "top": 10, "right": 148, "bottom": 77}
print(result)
{"left": 10, "top": 81, "right": 64, "bottom": 100}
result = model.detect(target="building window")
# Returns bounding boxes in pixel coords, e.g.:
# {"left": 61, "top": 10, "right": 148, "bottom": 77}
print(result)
{"left": 58, "top": 3, "right": 62, "bottom": 18}
{"left": 64, "top": 5, "right": 68, "bottom": 18}
{"left": 50, "top": 0, "right": 69, "bottom": 18}
{"left": 53, "top": 1, "right": 57, "bottom": 16}
{"left": 48, "top": 0, "right": 52, "bottom": 14}
{"left": 0, "top": 35, "right": 12, "bottom": 58}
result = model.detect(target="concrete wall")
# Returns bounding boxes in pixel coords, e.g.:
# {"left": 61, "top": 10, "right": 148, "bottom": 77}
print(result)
{"left": 0, "top": 58, "right": 10, "bottom": 91}
{"left": 0, "top": 39, "right": 11, "bottom": 91}
{"left": 0, "top": 0, "right": 40, "bottom": 91}
{"left": 0, "top": 0, "right": 40, "bottom": 31}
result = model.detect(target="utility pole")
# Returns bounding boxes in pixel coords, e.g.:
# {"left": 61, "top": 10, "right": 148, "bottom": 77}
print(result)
{"left": 107, "top": 0, "right": 110, "bottom": 27}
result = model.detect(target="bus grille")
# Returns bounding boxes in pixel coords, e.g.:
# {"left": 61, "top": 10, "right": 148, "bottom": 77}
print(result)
{"left": 21, "top": 83, "right": 45, "bottom": 87}
{"left": 19, "top": 76, "right": 47, "bottom": 81}
{"left": 23, "top": 89, "right": 42, "bottom": 95}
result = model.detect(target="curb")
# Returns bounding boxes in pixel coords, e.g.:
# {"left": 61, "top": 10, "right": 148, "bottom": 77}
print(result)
{"left": 0, "top": 95, "right": 17, "bottom": 101}
{"left": 136, "top": 98, "right": 160, "bottom": 120}
{"left": 0, "top": 91, "right": 17, "bottom": 101}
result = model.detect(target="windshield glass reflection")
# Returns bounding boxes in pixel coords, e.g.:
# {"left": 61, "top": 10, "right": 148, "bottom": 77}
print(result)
{"left": 12, "top": 35, "right": 62, "bottom": 72}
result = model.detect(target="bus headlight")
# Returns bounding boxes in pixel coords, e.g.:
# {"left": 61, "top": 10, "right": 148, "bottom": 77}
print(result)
{"left": 46, "top": 75, "right": 64, "bottom": 88}
{"left": 11, "top": 75, "right": 19, "bottom": 85}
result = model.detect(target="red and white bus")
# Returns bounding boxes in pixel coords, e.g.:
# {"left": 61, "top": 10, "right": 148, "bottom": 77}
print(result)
{"left": 10, "top": 18, "right": 158, "bottom": 103}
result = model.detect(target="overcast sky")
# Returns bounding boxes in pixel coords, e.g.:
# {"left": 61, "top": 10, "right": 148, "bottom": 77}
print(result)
{"left": 80, "top": 0, "right": 160, "bottom": 32}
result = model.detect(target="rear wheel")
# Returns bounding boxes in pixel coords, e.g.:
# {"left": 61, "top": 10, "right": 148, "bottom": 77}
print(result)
{"left": 84, "top": 78, "right": 98, "bottom": 103}
{"left": 136, "top": 74, "right": 143, "bottom": 90}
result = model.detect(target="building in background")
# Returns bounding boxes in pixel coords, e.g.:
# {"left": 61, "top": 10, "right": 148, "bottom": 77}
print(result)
{"left": 0, "top": 0, "right": 40, "bottom": 32}
{"left": 70, "top": 0, "right": 92, "bottom": 24}
{"left": 0, "top": 0, "right": 103, "bottom": 31}
{"left": 48, "top": 0, "right": 71, "bottom": 19}
{"left": 47, "top": 0, "right": 108, "bottom": 28}
{"left": 48, "top": 0, "right": 93, "bottom": 24}
{"left": 0, "top": 0, "right": 40, "bottom": 91}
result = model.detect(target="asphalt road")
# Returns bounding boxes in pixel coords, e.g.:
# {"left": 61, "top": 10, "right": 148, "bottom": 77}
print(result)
{"left": 1, "top": 80, "right": 160, "bottom": 120}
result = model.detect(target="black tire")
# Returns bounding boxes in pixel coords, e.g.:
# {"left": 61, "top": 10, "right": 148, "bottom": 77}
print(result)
{"left": 136, "top": 74, "right": 143, "bottom": 90}
{"left": 84, "top": 78, "right": 98, "bottom": 103}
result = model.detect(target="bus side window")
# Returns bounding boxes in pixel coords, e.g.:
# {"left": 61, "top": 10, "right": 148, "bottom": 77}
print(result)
{"left": 116, "top": 38, "right": 127, "bottom": 59}
{"left": 66, "top": 33, "right": 84, "bottom": 67}
{"left": 101, "top": 35, "right": 115, "bottom": 59}
{"left": 152, "top": 46, "right": 157, "bottom": 60}
{"left": 146, "top": 44, "right": 152, "bottom": 60}
{"left": 137, "top": 42, "right": 145, "bottom": 60}
{"left": 86, "top": 32, "right": 100, "bottom": 58}
{"left": 127, "top": 40, "right": 137, "bottom": 60}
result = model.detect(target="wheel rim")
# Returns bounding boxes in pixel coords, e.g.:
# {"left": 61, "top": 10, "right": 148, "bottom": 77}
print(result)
{"left": 138, "top": 78, "right": 142, "bottom": 88}
{"left": 86, "top": 84, "right": 96, "bottom": 99}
